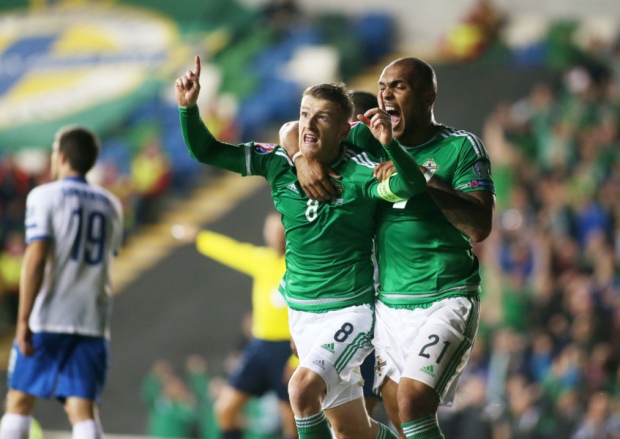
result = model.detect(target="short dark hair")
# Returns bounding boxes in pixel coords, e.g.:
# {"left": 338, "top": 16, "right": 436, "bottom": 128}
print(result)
{"left": 56, "top": 125, "right": 100, "bottom": 174}
{"left": 347, "top": 90, "right": 377, "bottom": 120}
{"left": 302, "top": 83, "right": 353, "bottom": 121}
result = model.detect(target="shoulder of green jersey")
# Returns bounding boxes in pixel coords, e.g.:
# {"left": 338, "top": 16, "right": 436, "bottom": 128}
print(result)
{"left": 343, "top": 147, "right": 377, "bottom": 169}
{"left": 274, "top": 149, "right": 294, "bottom": 166}
{"left": 244, "top": 143, "right": 294, "bottom": 175}
{"left": 441, "top": 127, "right": 489, "bottom": 159}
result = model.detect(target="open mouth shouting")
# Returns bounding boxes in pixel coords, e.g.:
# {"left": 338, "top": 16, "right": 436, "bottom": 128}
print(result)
{"left": 301, "top": 131, "right": 321, "bottom": 158}
{"left": 303, "top": 133, "right": 318, "bottom": 146}
{"left": 385, "top": 104, "right": 401, "bottom": 128}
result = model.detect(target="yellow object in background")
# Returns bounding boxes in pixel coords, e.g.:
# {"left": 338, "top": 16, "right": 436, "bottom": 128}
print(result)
{"left": 29, "top": 418, "right": 42, "bottom": 439}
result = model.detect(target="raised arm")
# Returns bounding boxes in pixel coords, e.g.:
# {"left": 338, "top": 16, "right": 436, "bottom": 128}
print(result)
{"left": 196, "top": 230, "right": 258, "bottom": 276}
{"left": 176, "top": 56, "right": 246, "bottom": 172}
{"left": 279, "top": 121, "right": 340, "bottom": 202}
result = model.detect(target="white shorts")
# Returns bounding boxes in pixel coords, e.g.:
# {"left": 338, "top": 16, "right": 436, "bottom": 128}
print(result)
{"left": 289, "top": 304, "right": 374, "bottom": 410}
{"left": 373, "top": 296, "right": 480, "bottom": 406}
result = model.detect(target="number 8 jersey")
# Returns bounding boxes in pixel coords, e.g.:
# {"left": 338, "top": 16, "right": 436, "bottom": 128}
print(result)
{"left": 180, "top": 106, "right": 426, "bottom": 314}
{"left": 24, "top": 176, "right": 123, "bottom": 339}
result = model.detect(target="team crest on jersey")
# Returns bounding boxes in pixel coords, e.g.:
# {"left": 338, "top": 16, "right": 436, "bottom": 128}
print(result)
{"left": 329, "top": 181, "right": 344, "bottom": 206}
{"left": 252, "top": 143, "right": 276, "bottom": 154}
{"left": 423, "top": 159, "right": 439, "bottom": 174}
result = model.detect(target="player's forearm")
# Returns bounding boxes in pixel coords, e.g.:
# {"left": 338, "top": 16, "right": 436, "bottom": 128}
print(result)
{"left": 179, "top": 106, "right": 244, "bottom": 172}
{"left": 179, "top": 106, "right": 216, "bottom": 162}
{"left": 426, "top": 178, "right": 494, "bottom": 242}
{"left": 383, "top": 140, "right": 426, "bottom": 197}
{"left": 18, "top": 245, "right": 46, "bottom": 325}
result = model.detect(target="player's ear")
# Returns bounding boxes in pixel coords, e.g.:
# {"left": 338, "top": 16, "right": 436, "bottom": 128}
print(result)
{"left": 59, "top": 151, "right": 69, "bottom": 164}
{"left": 424, "top": 90, "right": 436, "bottom": 107}
{"left": 339, "top": 121, "right": 351, "bottom": 140}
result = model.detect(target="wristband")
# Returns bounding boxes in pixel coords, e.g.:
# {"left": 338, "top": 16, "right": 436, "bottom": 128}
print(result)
{"left": 292, "top": 151, "right": 303, "bottom": 162}
{"left": 424, "top": 169, "right": 434, "bottom": 182}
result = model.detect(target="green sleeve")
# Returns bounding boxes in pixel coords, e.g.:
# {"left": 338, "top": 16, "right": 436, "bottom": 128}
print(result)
{"left": 179, "top": 106, "right": 246, "bottom": 173}
{"left": 346, "top": 122, "right": 385, "bottom": 158}
{"left": 383, "top": 139, "right": 426, "bottom": 197}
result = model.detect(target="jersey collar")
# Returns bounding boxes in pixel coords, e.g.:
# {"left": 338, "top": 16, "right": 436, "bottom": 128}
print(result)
{"left": 329, "top": 143, "right": 347, "bottom": 167}
{"left": 402, "top": 124, "right": 445, "bottom": 149}
{"left": 63, "top": 176, "right": 88, "bottom": 184}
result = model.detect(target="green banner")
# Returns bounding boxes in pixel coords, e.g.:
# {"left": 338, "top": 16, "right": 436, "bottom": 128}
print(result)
{"left": 0, "top": 3, "right": 190, "bottom": 151}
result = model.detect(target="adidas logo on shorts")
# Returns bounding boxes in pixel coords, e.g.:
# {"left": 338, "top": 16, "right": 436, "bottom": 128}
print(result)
{"left": 313, "top": 359, "right": 325, "bottom": 370}
{"left": 420, "top": 365, "right": 435, "bottom": 377}
{"left": 286, "top": 183, "right": 299, "bottom": 193}
{"left": 320, "top": 343, "right": 335, "bottom": 354}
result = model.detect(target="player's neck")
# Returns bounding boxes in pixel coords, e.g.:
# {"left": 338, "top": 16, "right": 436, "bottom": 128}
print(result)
{"left": 325, "top": 143, "right": 345, "bottom": 166}
{"left": 400, "top": 121, "right": 440, "bottom": 147}
{"left": 58, "top": 169, "right": 84, "bottom": 181}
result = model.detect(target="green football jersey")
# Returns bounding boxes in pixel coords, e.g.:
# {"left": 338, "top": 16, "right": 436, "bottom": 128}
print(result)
{"left": 180, "top": 107, "right": 426, "bottom": 312}
{"left": 347, "top": 122, "right": 495, "bottom": 307}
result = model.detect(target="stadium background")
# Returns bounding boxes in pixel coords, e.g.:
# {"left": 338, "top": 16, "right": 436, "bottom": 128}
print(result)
{"left": 0, "top": 0, "right": 619, "bottom": 437}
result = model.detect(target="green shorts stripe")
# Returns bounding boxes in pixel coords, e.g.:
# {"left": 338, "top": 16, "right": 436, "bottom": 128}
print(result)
{"left": 334, "top": 331, "right": 372, "bottom": 373}
{"left": 436, "top": 297, "right": 480, "bottom": 394}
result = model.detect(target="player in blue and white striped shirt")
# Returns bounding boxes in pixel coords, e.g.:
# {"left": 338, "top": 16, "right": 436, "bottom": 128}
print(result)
{"left": 0, "top": 126, "right": 123, "bottom": 439}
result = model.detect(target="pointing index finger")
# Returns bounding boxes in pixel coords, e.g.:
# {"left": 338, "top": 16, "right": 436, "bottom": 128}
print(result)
{"left": 377, "top": 90, "right": 385, "bottom": 112}
{"left": 194, "top": 55, "right": 201, "bottom": 78}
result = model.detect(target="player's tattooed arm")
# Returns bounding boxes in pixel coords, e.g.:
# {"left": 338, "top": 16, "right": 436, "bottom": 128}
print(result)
{"left": 425, "top": 174, "right": 495, "bottom": 243}
{"left": 279, "top": 121, "right": 340, "bottom": 202}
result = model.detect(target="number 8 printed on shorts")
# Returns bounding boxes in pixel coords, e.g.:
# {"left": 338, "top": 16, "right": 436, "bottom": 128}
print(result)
{"left": 334, "top": 322, "right": 354, "bottom": 342}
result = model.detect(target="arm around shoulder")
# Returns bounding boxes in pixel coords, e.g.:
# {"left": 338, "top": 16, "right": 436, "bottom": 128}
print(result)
{"left": 426, "top": 175, "right": 495, "bottom": 242}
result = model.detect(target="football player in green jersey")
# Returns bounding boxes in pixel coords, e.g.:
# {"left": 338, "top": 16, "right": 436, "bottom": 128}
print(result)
{"left": 175, "top": 56, "right": 427, "bottom": 439}
{"left": 284, "top": 57, "right": 495, "bottom": 439}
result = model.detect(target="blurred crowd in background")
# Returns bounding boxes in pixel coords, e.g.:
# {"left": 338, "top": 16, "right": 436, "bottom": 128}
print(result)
{"left": 1, "top": 0, "right": 620, "bottom": 438}
{"left": 141, "top": 313, "right": 288, "bottom": 439}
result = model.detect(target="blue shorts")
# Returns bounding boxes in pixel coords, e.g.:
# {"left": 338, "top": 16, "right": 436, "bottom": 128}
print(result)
{"left": 228, "top": 338, "right": 291, "bottom": 401}
{"left": 361, "top": 349, "right": 382, "bottom": 400}
{"left": 8, "top": 333, "right": 109, "bottom": 402}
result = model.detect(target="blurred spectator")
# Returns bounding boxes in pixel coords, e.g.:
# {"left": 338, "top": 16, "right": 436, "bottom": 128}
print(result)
{"left": 439, "top": 0, "right": 507, "bottom": 61}
{"left": 142, "top": 357, "right": 223, "bottom": 439}
{"left": 0, "top": 231, "right": 25, "bottom": 333}
{"left": 440, "top": 375, "right": 494, "bottom": 439}
{"left": 478, "top": 30, "right": 620, "bottom": 435}
{"left": 0, "top": 155, "right": 31, "bottom": 245}
{"left": 131, "top": 139, "right": 171, "bottom": 225}
{"left": 94, "top": 160, "right": 137, "bottom": 238}
{"left": 147, "top": 374, "right": 199, "bottom": 438}
{"left": 260, "top": 0, "right": 300, "bottom": 34}
{"left": 572, "top": 391, "right": 620, "bottom": 439}
{"left": 185, "top": 355, "right": 217, "bottom": 439}
{"left": 142, "top": 359, "right": 175, "bottom": 411}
